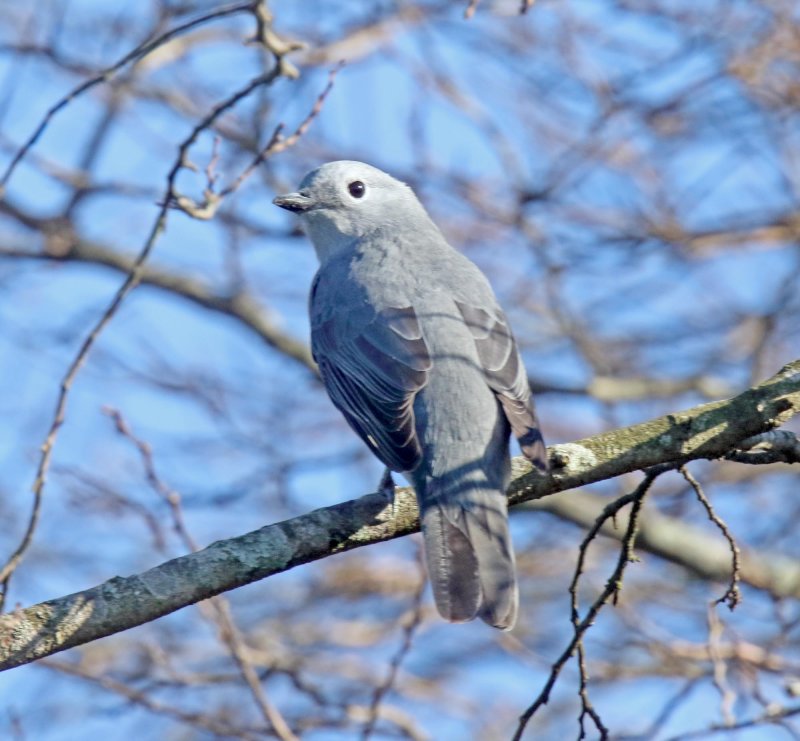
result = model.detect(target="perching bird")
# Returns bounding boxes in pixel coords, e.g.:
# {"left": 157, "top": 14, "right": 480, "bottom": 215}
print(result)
{"left": 274, "top": 162, "right": 547, "bottom": 630}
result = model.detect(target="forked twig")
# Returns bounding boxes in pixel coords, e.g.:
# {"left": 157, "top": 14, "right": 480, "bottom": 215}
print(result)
{"left": 514, "top": 466, "right": 669, "bottom": 741}
{"left": 0, "top": 10, "right": 323, "bottom": 608}
{"left": 0, "top": 2, "right": 254, "bottom": 191}
{"left": 171, "top": 60, "right": 345, "bottom": 220}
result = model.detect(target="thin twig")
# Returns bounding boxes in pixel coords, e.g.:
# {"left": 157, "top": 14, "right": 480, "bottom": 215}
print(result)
{"left": 576, "top": 639, "right": 608, "bottom": 740}
{"left": 105, "top": 407, "right": 298, "bottom": 741}
{"left": 0, "top": 46, "right": 294, "bottom": 610}
{"left": 205, "top": 135, "right": 222, "bottom": 192}
{"left": 0, "top": 1, "right": 254, "bottom": 191}
{"left": 209, "top": 598, "right": 299, "bottom": 741}
{"left": 103, "top": 407, "right": 196, "bottom": 548}
{"left": 219, "top": 61, "right": 345, "bottom": 199}
{"left": 361, "top": 543, "right": 427, "bottom": 740}
{"left": 168, "top": 62, "right": 343, "bottom": 220}
{"left": 680, "top": 466, "right": 741, "bottom": 610}
{"left": 660, "top": 703, "right": 800, "bottom": 740}
{"left": 514, "top": 466, "right": 668, "bottom": 741}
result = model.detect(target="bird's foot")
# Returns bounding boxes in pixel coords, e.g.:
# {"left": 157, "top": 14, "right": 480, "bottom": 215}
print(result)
{"left": 378, "top": 467, "right": 397, "bottom": 517}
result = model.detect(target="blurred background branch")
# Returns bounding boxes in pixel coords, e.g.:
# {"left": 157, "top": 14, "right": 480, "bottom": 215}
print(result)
{"left": 1, "top": 0, "right": 799, "bottom": 738}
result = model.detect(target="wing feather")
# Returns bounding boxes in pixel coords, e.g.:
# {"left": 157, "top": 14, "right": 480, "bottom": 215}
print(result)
{"left": 312, "top": 302, "right": 431, "bottom": 473}
{"left": 456, "top": 301, "right": 548, "bottom": 472}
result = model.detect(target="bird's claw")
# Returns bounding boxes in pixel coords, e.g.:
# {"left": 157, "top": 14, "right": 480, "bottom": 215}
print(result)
{"left": 378, "top": 467, "right": 397, "bottom": 517}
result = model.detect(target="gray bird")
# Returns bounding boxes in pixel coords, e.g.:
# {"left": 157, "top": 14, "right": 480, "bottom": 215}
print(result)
{"left": 274, "top": 162, "right": 547, "bottom": 629}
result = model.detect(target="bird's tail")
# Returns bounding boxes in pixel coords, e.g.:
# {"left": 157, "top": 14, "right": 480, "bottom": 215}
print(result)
{"left": 420, "top": 479, "right": 518, "bottom": 630}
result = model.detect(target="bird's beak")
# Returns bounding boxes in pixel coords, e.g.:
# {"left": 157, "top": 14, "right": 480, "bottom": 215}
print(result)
{"left": 273, "top": 192, "right": 314, "bottom": 213}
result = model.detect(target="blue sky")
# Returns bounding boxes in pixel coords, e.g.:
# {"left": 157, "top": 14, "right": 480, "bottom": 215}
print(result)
{"left": 1, "top": 1, "right": 799, "bottom": 739}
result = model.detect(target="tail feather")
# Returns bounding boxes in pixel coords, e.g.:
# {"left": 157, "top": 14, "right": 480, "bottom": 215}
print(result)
{"left": 421, "top": 506, "right": 482, "bottom": 622}
{"left": 460, "top": 503, "right": 518, "bottom": 630}
{"left": 420, "top": 484, "right": 518, "bottom": 630}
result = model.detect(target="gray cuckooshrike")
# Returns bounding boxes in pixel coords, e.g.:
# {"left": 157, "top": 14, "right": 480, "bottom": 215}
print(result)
{"left": 275, "top": 161, "right": 547, "bottom": 629}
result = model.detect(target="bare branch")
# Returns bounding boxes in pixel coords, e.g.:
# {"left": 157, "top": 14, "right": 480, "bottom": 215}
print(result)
{"left": 0, "top": 39, "right": 300, "bottom": 610}
{"left": 0, "top": 2, "right": 255, "bottom": 191}
{"left": 516, "top": 468, "right": 662, "bottom": 741}
{"left": 0, "top": 235, "right": 317, "bottom": 372}
{"left": 105, "top": 407, "right": 298, "bottom": 741}
{"left": 219, "top": 61, "right": 345, "bottom": 200}
{"left": 41, "top": 658, "right": 264, "bottom": 739}
{"left": 1, "top": 360, "right": 798, "bottom": 672}
{"left": 726, "top": 430, "right": 800, "bottom": 465}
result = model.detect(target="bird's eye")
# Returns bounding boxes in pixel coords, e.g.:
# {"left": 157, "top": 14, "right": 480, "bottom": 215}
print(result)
{"left": 348, "top": 181, "right": 366, "bottom": 198}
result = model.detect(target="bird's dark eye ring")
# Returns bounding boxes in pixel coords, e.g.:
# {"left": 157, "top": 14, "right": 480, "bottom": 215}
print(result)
{"left": 348, "top": 181, "right": 366, "bottom": 198}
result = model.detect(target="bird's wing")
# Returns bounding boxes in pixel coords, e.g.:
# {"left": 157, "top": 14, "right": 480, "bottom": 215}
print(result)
{"left": 456, "top": 300, "right": 548, "bottom": 472}
{"left": 312, "top": 298, "right": 431, "bottom": 472}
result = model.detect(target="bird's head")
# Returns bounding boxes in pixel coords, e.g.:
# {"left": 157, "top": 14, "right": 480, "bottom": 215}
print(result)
{"left": 273, "top": 161, "right": 423, "bottom": 260}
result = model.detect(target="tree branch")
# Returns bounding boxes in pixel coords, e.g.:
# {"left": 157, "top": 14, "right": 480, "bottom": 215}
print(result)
{"left": 0, "top": 228, "right": 317, "bottom": 373}
{"left": 526, "top": 488, "right": 800, "bottom": 600}
{"left": 1, "top": 360, "right": 798, "bottom": 672}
